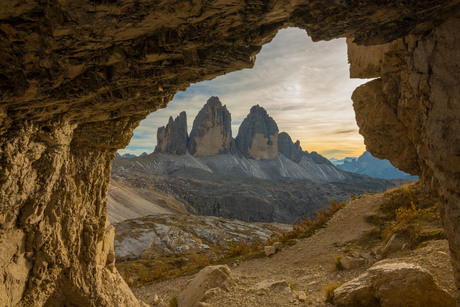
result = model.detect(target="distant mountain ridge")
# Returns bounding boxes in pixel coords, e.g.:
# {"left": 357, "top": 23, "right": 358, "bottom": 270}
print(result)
{"left": 115, "top": 152, "right": 147, "bottom": 158}
{"left": 335, "top": 151, "right": 418, "bottom": 180}
{"left": 329, "top": 157, "right": 358, "bottom": 166}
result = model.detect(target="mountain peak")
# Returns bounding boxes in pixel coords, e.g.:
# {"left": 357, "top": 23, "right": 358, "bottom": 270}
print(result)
{"left": 155, "top": 111, "right": 188, "bottom": 154}
{"left": 235, "top": 105, "right": 279, "bottom": 160}
{"left": 278, "top": 132, "right": 303, "bottom": 162}
{"left": 188, "top": 96, "right": 232, "bottom": 156}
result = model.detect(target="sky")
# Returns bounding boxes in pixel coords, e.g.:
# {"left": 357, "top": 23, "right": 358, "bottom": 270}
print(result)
{"left": 119, "top": 28, "right": 368, "bottom": 159}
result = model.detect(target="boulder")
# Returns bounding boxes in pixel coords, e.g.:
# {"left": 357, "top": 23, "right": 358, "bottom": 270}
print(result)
{"left": 338, "top": 255, "right": 366, "bottom": 270}
{"left": 235, "top": 105, "right": 279, "bottom": 160}
{"left": 333, "top": 261, "right": 455, "bottom": 307}
{"left": 295, "top": 290, "right": 307, "bottom": 302}
{"left": 254, "top": 280, "right": 291, "bottom": 292}
{"left": 264, "top": 245, "right": 276, "bottom": 256}
{"left": 178, "top": 265, "right": 234, "bottom": 307}
{"left": 188, "top": 97, "right": 232, "bottom": 156}
{"left": 155, "top": 111, "right": 188, "bottom": 155}
{"left": 381, "top": 232, "right": 410, "bottom": 255}
{"left": 273, "top": 241, "right": 283, "bottom": 250}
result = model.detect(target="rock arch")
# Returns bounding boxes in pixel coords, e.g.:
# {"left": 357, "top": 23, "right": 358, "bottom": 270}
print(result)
{"left": 1, "top": 1, "right": 459, "bottom": 305}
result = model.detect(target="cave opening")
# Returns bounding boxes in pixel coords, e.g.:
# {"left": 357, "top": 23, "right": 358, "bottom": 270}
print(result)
{"left": 118, "top": 27, "right": 368, "bottom": 160}
{"left": 109, "top": 27, "right": 423, "bottom": 294}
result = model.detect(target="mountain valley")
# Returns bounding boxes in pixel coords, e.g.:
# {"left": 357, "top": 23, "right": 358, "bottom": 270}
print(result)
{"left": 110, "top": 97, "right": 408, "bottom": 224}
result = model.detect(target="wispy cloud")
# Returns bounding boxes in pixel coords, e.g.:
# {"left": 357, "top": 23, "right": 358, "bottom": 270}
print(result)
{"left": 119, "top": 28, "right": 368, "bottom": 159}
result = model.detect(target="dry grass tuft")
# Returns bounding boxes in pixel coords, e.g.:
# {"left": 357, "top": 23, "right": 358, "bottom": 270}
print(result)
{"left": 325, "top": 283, "right": 341, "bottom": 303}
{"left": 346, "top": 181, "right": 445, "bottom": 254}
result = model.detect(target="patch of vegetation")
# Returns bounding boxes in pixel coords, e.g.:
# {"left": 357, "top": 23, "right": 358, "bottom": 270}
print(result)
{"left": 347, "top": 182, "right": 445, "bottom": 253}
{"left": 334, "top": 256, "right": 344, "bottom": 271}
{"left": 168, "top": 294, "right": 178, "bottom": 307}
{"left": 285, "top": 239, "right": 298, "bottom": 246}
{"left": 277, "top": 199, "right": 348, "bottom": 243}
{"left": 226, "top": 238, "right": 265, "bottom": 258}
{"left": 325, "top": 283, "right": 341, "bottom": 303}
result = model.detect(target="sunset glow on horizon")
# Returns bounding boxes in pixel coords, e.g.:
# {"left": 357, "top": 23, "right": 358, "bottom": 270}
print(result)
{"left": 120, "top": 28, "right": 368, "bottom": 160}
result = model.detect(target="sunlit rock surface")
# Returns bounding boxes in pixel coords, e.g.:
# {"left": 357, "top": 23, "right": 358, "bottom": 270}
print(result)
{"left": 236, "top": 105, "right": 279, "bottom": 160}
{"left": 1, "top": 0, "right": 459, "bottom": 305}
{"left": 348, "top": 16, "right": 460, "bottom": 291}
{"left": 188, "top": 96, "right": 232, "bottom": 156}
{"left": 113, "top": 214, "right": 291, "bottom": 261}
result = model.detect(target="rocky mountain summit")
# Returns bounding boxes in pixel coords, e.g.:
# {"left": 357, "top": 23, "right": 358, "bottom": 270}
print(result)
{"left": 155, "top": 97, "right": 305, "bottom": 163}
{"left": 278, "top": 132, "right": 304, "bottom": 163}
{"left": 155, "top": 111, "right": 188, "bottom": 155}
{"left": 235, "top": 105, "right": 279, "bottom": 160}
{"left": 189, "top": 96, "right": 232, "bottom": 156}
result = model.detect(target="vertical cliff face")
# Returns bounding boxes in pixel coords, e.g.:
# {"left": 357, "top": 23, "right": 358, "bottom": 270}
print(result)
{"left": 189, "top": 97, "right": 232, "bottom": 157}
{"left": 235, "top": 105, "right": 279, "bottom": 160}
{"left": 278, "top": 132, "right": 304, "bottom": 162}
{"left": 0, "top": 118, "right": 142, "bottom": 306}
{"left": 155, "top": 112, "right": 188, "bottom": 155}
{"left": 1, "top": 0, "right": 460, "bottom": 305}
{"left": 348, "top": 16, "right": 460, "bottom": 289}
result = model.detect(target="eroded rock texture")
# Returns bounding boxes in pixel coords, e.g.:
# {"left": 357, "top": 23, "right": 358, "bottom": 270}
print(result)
{"left": 155, "top": 111, "right": 188, "bottom": 155}
{"left": 189, "top": 96, "right": 232, "bottom": 156}
{"left": 235, "top": 105, "right": 279, "bottom": 160}
{"left": 278, "top": 132, "right": 303, "bottom": 162}
{"left": 348, "top": 16, "right": 460, "bottom": 291}
{"left": 1, "top": 0, "right": 460, "bottom": 305}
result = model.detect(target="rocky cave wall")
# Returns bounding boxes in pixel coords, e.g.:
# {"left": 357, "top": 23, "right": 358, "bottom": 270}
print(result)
{"left": 1, "top": 0, "right": 459, "bottom": 306}
{"left": 348, "top": 15, "right": 460, "bottom": 288}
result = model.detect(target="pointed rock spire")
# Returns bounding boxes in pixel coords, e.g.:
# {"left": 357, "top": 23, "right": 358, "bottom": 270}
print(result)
{"left": 155, "top": 111, "right": 188, "bottom": 154}
{"left": 235, "top": 105, "right": 279, "bottom": 160}
{"left": 278, "top": 132, "right": 304, "bottom": 162}
{"left": 188, "top": 96, "right": 232, "bottom": 156}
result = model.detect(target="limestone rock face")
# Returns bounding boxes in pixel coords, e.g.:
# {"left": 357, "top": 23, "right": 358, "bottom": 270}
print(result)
{"left": 333, "top": 261, "right": 455, "bottom": 307}
{"left": 236, "top": 105, "right": 279, "bottom": 160}
{"left": 189, "top": 97, "right": 232, "bottom": 157}
{"left": 155, "top": 111, "right": 188, "bottom": 155}
{"left": 1, "top": 0, "right": 460, "bottom": 305}
{"left": 348, "top": 17, "right": 460, "bottom": 290}
{"left": 178, "top": 265, "right": 234, "bottom": 307}
{"left": 278, "top": 132, "right": 303, "bottom": 162}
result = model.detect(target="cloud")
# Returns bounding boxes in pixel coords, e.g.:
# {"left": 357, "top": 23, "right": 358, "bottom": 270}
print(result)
{"left": 119, "top": 28, "right": 368, "bottom": 159}
{"left": 334, "top": 129, "right": 358, "bottom": 135}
